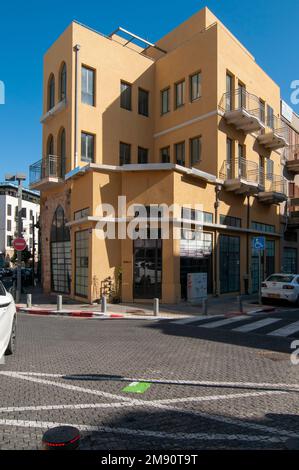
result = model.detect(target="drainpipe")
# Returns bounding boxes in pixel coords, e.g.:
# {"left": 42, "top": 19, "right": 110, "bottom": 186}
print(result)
{"left": 73, "top": 44, "right": 81, "bottom": 168}
{"left": 214, "top": 184, "right": 221, "bottom": 296}
{"left": 246, "top": 194, "right": 250, "bottom": 294}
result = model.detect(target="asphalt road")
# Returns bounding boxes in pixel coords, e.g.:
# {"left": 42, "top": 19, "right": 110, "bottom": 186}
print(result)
{"left": 0, "top": 311, "right": 299, "bottom": 450}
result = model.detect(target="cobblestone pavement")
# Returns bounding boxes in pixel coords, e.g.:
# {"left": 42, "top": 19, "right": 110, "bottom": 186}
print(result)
{"left": 0, "top": 313, "right": 299, "bottom": 450}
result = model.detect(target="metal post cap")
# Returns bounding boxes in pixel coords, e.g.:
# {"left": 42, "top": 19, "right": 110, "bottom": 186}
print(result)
{"left": 42, "top": 426, "right": 80, "bottom": 450}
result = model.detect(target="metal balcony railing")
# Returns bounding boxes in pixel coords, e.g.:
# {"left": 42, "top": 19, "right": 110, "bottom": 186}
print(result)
{"left": 219, "top": 89, "right": 263, "bottom": 121}
{"left": 29, "top": 155, "right": 65, "bottom": 186}
{"left": 285, "top": 144, "right": 299, "bottom": 161}
{"left": 219, "top": 157, "right": 259, "bottom": 184}
{"left": 267, "top": 115, "right": 290, "bottom": 143}
{"left": 259, "top": 170, "right": 287, "bottom": 194}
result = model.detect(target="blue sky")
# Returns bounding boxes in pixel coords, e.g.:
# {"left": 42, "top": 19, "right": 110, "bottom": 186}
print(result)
{"left": 0, "top": 0, "right": 298, "bottom": 185}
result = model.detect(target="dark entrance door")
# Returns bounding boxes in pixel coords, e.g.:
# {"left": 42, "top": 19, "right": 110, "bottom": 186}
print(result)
{"left": 220, "top": 234, "right": 240, "bottom": 293}
{"left": 133, "top": 238, "right": 162, "bottom": 299}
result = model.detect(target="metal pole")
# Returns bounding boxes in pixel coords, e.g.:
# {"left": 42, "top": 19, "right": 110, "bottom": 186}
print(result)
{"left": 32, "top": 214, "right": 35, "bottom": 286}
{"left": 101, "top": 295, "right": 107, "bottom": 314}
{"left": 237, "top": 295, "right": 243, "bottom": 313}
{"left": 258, "top": 250, "right": 262, "bottom": 305}
{"left": 153, "top": 298, "right": 159, "bottom": 316}
{"left": 73, "top": 44, "right": 80, "bottom": 168}
{"left": 202, "top": 298, "right": 208, "bottom": 315}
{"left": 16, "top": 179, "right": 23, "bottom": 303}
{"left": 57, "top": 295, "right": 62, "bottom": 311}
{"left": 27, "top": 294, "right": 32, "bottom": 308}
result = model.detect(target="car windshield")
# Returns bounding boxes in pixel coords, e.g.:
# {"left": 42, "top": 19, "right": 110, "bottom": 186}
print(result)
{"left": 267, "top": 274, "right": 295, "bottom": 283}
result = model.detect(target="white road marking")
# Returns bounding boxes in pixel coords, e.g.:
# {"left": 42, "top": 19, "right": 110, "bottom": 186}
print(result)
{"left": 233, "top": 318, "right": 280, "bottom": 333}
{"left": 6, "top": 371, "right": 299, "bottom": 392}
{"left": 0, "top": 371, "right": 133, "bottom": 403}
{"left": 200, "top": 316, "right": 251, "bottom": 328}
{"left": 0, "top": 418, "right": 287, "bottom": 443}
{"left": 173, "top": 315, "right": 223, "bottom": 325}
{"left": 0, "top": 371, "right": 297, "bottom": 439}
{"left": 0, "top": 390, "right": 285, "bottom": 414}
{"left": 268, "top": 320, "right": 299, "bottom": 337}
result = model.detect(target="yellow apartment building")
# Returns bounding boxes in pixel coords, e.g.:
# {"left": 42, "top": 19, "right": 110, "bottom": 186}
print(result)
{"left": 29, "top": 7, "right": 290, "bottom": 303}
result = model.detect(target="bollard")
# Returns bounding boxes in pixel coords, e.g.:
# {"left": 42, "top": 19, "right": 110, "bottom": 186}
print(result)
{"left": 153, "top": 298, "right": 159, "bottom": 317}
{"left": 42, "top": 426, "right": 80, "bottom": 450}
{"left": 202, "top": 298, "right": 208, "bottom": 315}
{"left": 237, "top": 295, "right": 243, "bottom": 313}
{"left": 101, "top": 295, "right": 107, "bottom": 314}
{"left": 27, "top": 294, "right": 32, "bottom": 308}
{"left": 57, "top": 295, "right": 62, "bottom": 312}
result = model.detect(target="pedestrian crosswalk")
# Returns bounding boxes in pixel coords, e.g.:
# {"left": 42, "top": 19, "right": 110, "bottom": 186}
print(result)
{"left": 172, "top": 315, "right": 299, "bottom": 338}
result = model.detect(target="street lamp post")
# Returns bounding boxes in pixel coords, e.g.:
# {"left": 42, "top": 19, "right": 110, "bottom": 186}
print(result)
{"left": 5, "top": 173, "right": 26, "bottom": 302}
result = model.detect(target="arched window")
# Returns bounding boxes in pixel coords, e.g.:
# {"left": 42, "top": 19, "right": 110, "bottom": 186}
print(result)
{"left": 59, "top": 63, "right": 67, "bottom": 101}
{"left": 59, "top": 128, "right": 66, "bottom": 177}
{"left": 50, "top": 205, "right": 71, "bottom": 294}
{"left": 48, "top": 74, "right": 55, "bottom": 110}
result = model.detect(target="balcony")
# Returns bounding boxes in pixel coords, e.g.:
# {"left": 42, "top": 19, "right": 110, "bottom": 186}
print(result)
{"left": 219, "top": 89, "right": 265, "bottom": 133}
{"left": 258, "top": 173, "right": 287, "bottom": 204}
{"left": 29, "top": 155, "right": 65, "bottom": 190}
{"left": 257, "top": 116, "right": 289, "bottom": 150}
{"left": 219, "top": 158, "right": 259, "bottom": 195}
{"left": 285, "top": 144, "right": 299, "bottom": 173}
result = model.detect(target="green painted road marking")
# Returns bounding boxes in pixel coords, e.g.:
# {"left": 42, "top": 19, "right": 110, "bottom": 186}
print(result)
{"left": 122, "top": 381, "right": 151, "bottom": 394}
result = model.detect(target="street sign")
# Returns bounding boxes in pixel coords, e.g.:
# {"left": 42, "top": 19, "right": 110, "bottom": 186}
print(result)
{"left": 253, "top": 236, "right": 265, "bottom": 251}
{"left": 13, "top": 238, "right": 27, "bottom": 252}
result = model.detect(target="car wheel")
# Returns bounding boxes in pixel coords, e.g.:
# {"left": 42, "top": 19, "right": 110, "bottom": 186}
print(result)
{"left": 5, "top": 316, "right": 16, "bottom": 356}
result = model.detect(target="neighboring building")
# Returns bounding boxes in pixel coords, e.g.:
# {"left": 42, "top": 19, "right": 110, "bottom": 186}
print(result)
{"left": 281, "top": 101, "right": 299, "bottom": 273}
{"left": 29, "top": 7, "right": 290, "bottom": 303}
{"left": 0, "top": 183, "right": 40, "bottom": 263}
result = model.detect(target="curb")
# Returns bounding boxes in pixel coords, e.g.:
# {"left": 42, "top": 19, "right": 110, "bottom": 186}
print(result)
{"left": 224, "top": 306, "right": 275, "bottom": 317}
{"left": 16, "top": 306, "right": 171, "bottom": 320}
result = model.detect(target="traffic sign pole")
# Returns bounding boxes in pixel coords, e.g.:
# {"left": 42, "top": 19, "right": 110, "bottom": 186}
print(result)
{"left": 17, "top": 180, "right": 23, "bottom": 303}
{"left": 258, "top": 250, "right": 262, "bottom": 305}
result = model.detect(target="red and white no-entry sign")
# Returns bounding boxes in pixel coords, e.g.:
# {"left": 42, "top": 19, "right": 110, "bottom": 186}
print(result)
{"left": 13, "top": 238, "right": 27, "bottom": 252}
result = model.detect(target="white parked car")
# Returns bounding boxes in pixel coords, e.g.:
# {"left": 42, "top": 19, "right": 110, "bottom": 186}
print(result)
{"left": 0, "top": 280, "right": 16, "bottom": 359}
{"left": 261, "top": 273, "right": 299, "bottom": 304}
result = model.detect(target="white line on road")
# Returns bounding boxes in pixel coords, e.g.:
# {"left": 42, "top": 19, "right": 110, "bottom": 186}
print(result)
{"left": 0, "top": 390, "right": 285, "bottom": 414}
{"left": 1, "top": 371, "right": 297, "bottom": 439}
{"left": 173, "top": 315, "right": 223, "bottom": 325}
{"left": 6, "top": 371, "right": 299, "bottom": 392}
{"left": 268, "top": 320, "right": 299, "bottom": 337}
{"left": 0, "top": 418, "right": 287, "bottom": 443}
{"left": 200, "top": 316, "right": 248, "bottom": 328}
{"left": 233, "top": 318, "right": 280, "bottom": 333}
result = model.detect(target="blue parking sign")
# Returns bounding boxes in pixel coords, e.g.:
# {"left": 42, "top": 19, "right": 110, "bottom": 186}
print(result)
{"left": 253, "top": 236, "right": 265, "bottom": 250}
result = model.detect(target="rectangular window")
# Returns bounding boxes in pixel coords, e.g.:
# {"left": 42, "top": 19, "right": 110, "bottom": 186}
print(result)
{"left": 226, "top": 73, "right": 233, "bottom": 111}
{"left": 175, "top": 80, "right": 185, "bottom": 108}
{"left": 74, "top": 208, "right": 90, "bottom": 220}
{"left": 138, "top": 147, "right": 148, "bottom": 164}
{"left": 161, "top": 146, "right": 170, "bottom": 163}
{"left": 238, "top": 83, "right": 246, "bottom": 108}
{"left": 226, "top": 137, "right": 233, "bottom": 178}
{"left": 120, "top": 81, "right": 132, "bottom": 110}
{"left": 266, "top": 159, "right": 274, "bottom": 181}
{"left": 175, "top": 142, "right": 185, "bottom": 166}
{"left": 267, "top": 105, "right": 274, "bottom": 129}
{"left": 190, "top": 136, "right": 202, "bottom": 165}
{"left": 283, "top": 247, "right": 297, "bottom": 274}
{"left": 251, "top": 221, "right": 275, "bottom": 233}
{"left": 161, "top": 88, "right": 170, "bottom": 114}
{"left": 119, "top": 142, "right": 131, "bottom": 165}
{"left": 7, "top": 236, "right": 13, "bottom": 247}
{"left": 7, "top": 204, "right": 11, "bottom": 216}
{"left": 7, "top": 219, "right": 11, "bottom": 232}
{"left": 138, "top": 88, "right": 149, "bottom": 116}
{"left": 259, "top": 99, "right": 265, "bottom": 123}
{"left": 81, "top": 66, "right": 95, "bottom": 106}
{"left": 81, "top": 132, "right": 95, "bottom": 162}
{"left": 190, "top": 72, "right": 201, "bottom": 102}
{"left": 220, "top": 215, "right": 241, "bottom": 228}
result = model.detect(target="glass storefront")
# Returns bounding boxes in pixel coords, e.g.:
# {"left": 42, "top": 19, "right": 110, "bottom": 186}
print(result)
{"left": 180, "top": 231, "right": 213, "bottom": 300}
{"left": 283, "top": 247, "right": 297, "bottom": 274}
{"left": 75, "top": 230, "right": 89, "bottom": 298}
{"left": 219, "top": 235, "right": 240, "bottom": 293}
{"left": 133, "top": 238, "right": 162, "bottom": 299}
{"left": 50, "top": 206, "right": 71, "bottom": 294}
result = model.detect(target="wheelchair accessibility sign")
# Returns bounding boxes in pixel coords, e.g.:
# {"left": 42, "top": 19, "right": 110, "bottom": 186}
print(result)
{"left": 253, "top": 236, "right": 265, "bottom": 250}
